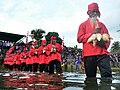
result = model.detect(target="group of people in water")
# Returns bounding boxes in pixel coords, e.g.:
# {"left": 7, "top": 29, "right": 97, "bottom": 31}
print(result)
{"left": 4, "top": 35, "right": 62, "bottom": 74}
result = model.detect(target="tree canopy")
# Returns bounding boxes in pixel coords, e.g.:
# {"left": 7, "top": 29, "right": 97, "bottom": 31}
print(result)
{"left": 110, "top": 41, "right": 120, "bottom": 53}
{"left": 45, "top": 32, "right": 62, "bottom": 45}
{"left": 31, "top": 28, "right": 46, "bottom": 45}
{"left": 30, "top": 29, "right": 62, "bottom": 45}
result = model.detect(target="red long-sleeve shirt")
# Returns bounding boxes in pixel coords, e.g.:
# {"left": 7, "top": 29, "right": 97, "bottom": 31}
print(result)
{"left": 46, "top": 43, "right": 62, "bottom": 63}
{"left": 38, "top": 46, "right": 48, "bottom": 64}
{"left": 77, "top": 18, "right": 110, "bottom": 57}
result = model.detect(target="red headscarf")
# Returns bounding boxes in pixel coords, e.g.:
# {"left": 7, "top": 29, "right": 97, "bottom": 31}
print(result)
{"left": 17, "top": 50, "right": 21, "bottom": 53}
{"left": 50, "top": 36, "right": 56, "bottom": 40}
{"left": 41, "top": 40, "right": 46, "bottom": 44}
{"left": 50, "top": 36, "right": 57, "bottom": 44}
{"left": 87, "top": 2, "right": 101, "bottom": 17}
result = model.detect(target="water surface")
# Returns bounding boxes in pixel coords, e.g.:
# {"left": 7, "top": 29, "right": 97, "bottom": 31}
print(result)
{"left": 0, "top": 71, "right": 120, "bottom": 90}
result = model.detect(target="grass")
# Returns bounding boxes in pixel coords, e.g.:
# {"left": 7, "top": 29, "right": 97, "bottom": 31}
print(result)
{"left": 111, "top": 68, "right": 120, "bottom": 72}
{"left": 61, "top": 64, "right": 120, "bottom": 72}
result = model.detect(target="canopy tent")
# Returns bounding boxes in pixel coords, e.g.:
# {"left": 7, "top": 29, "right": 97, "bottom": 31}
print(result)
{"left": 0, "top": 31, "right": 25, "bottom": 42}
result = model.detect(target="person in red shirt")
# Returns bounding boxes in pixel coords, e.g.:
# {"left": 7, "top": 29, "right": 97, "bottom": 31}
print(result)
{"left": 6, "top": 46, "right": 15, "bottom": 55}
{"left": 32, "top": 44, "right": 39, "bottom": 72}
{"left": 38, "top": 40, "right": 48, "bottom": 73}
{"left": 16, "top": 50, "right": 21, "bottom": 71}
{"left": 26, "top": 41, "right": 38, "bottom": 72}
{"left": 20, "top": 49, "right": 27, "bottom": 71}
{"left": 4, "top": 54, "right": 9, "bottom": 71}
{"left": 4, "top": 46, "right": 15, "bottom": 71}
{"left": 77, "top": 2, "right": 112, "bottom": 77}
{"left": 46, "top": 36, "right": 62, "bottom": 74}
{"left": 9, "top": 54, "right": 15, "bottom": 71}
{"left": 26, "top": 47, "right": 34, "bottom": 72}
{"left": 24, "top": 50, "right": 30, "bottom": 71}
{"left": 13, "top": 52, "right": 17, "bottom": 71}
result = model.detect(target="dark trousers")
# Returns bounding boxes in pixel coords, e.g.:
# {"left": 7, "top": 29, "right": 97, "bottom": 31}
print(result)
{"left": 26, "top": 64, "right": 32, "bottom": 72}
{"left": 84, "top": 78, "right": 98, "bottom": 90}
{"left": 49, "top": 60, "right": 62, "bottom": 74}
{"left": 16, "top": 64, "right": 21, "bottom": 71}
{"left": 21, "top": 62, "right": 26, "bottom": 71}
{"left": 39, "top": 64, "right": 48, "bottom": 72}
{"left": 33, "top": 63, "right": 38, "bottom": 72}
{"left": 4, "top": 64, "right": 9, "bottom": 70}
{"left": 13, "top": 64, "right": 16, "bottom": 70}
{"left": 84, "top": 54, "right": 112, "bottom": 77}
{"left": 9, "top": 65, "right": 13, "bottom": 71}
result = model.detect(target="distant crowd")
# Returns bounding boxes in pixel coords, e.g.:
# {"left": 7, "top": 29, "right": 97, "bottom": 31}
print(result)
{"left": 110, "top": 53, "right": 120, "bottom": 67}
{"left": 0, "top": 41, "right": 14, "bottom": 54}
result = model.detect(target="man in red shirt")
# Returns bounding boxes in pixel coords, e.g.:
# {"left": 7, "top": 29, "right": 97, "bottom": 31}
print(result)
{"left": 38, "top": 40, "right": 48, "bottom": 72}
{"left": 46, "top": 36, "right": 62, "bottom": 74}
{"left": 77, "top": 2, "right": 112, "bottom": 77}
{"left": 16, "top": 50, "right": 21, "bottom": 71}
{"left": 32, "top": 44, "right": 39, "bottom": 72}
{"left": 20, "top": 49, "right": 27, "bottom": 71}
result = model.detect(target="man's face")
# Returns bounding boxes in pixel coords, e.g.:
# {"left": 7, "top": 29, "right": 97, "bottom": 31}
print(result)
{"left": 42, "top": 43, "right": 46, "bottom": 46}
{"left": 52, "top": 39, "right": 56, "bottom": 44}
{"left": 89, "top": 10, "right": 99, "bottom": 18}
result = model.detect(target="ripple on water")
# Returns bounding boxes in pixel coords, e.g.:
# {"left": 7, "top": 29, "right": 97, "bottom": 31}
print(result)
{"left": 63, "top": 87, "right": 83, "bottom": 90}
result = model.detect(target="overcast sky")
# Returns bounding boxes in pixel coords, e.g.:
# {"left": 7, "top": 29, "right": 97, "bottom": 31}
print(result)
{"left": 0, "top": 0, "right": 120, "bottom": 49}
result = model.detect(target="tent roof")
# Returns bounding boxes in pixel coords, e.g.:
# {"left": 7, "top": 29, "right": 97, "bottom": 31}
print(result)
{"left": 0, "top": 31, "right": 25, "bottom": 42}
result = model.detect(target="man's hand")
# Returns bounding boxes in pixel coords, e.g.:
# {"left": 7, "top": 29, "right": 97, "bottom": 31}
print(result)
{"left": 92, "top": 28, "right": 101, "bottom": 34}
{"left": 92, "top": 20, "right": 101, "bottom": 34}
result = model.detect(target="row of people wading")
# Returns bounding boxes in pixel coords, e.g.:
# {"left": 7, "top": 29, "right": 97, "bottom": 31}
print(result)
{"left": 4, "top": 36, "right": 62, "bottom": 74}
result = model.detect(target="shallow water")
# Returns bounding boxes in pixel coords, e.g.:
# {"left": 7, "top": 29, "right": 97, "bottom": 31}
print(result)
{"left": 63, "top": 72, "right": 120, "bottom": 90}
{"left": 0, "top": 71, "right": 120, "bottom": 90}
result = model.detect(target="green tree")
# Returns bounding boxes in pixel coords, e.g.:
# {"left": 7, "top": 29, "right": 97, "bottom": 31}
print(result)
{"left": 110, "top": 41, "right": 120, "bottom": 53}
{"left": 31, "top": 28, "right": 46, "bottom": 45}
{"left": 45, "top": 32, "right": 62, "bottom": 45}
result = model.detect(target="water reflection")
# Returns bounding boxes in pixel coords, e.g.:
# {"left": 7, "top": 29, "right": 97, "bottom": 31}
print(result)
{"left": 1, "top": 71, "right": 63, "bottom": 89}
{"left": 0, "top": 71, "right": 120, "bottom": 90}
{"left": 83, "top": 77, "right": 112, "bottom": 90}
{"left": 62, "top": 72, "right": 120, "bottom": 90}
